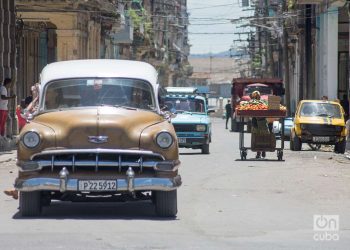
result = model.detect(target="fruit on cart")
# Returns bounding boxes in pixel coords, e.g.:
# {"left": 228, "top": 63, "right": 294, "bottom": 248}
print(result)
{"left": 237, "top": 100, "right": 286, "bottom": 111}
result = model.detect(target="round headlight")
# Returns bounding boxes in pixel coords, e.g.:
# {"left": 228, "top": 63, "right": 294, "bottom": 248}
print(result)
{"left": 196, "top": 124, "right": 206, "bottom": 132}
{"left": 156, "top": 132, "right": 173, "bottom": 149}
{"left": 22, "top": 131, "right": 40, "bottom": 148}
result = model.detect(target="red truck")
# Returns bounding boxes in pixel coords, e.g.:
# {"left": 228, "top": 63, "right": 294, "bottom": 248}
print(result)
{"left": 230, "top": 78, "right": 285, "bottom": 132}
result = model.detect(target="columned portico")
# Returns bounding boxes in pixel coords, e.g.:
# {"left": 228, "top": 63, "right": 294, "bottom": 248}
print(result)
{"left": 317, "top": 7, "right": 338, "bottom": 100}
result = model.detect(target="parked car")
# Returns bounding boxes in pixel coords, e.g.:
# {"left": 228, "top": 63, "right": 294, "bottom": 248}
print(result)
{"left": 164, "top": 87, "right": 214, "bottom": 154}
{"left": 15, "top": 59, "right": 182, "bottom": 217}
{"left": 272, "top": 117, "right": 294, "bottom": 140}
{"left": 290, "top": 100, "right": 347, "bottom": 153}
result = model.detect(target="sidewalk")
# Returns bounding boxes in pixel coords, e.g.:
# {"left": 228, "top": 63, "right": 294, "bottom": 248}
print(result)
{"left": 0, "top": 136, "right": 17, "bottom": 152}
{"left": 0, "top": 149, "right": 16, "bottom": 164}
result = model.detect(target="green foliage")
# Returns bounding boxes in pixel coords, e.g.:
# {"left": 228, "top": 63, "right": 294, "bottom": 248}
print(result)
{"left": 127, "top": 8, "right": 153, "bottom": 41}
{"left": 287, "top": 0, "right": 296, "bottom": 10}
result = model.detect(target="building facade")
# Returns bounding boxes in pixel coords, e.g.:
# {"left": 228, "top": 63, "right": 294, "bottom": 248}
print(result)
{"left": 1, "top": 0, "right": 17, "bottom": 138}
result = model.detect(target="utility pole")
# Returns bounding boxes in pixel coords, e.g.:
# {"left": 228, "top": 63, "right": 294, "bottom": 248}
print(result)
{"left": 282, "top": 0, "right": 290, "bottom": 114}
{"left": 264, "top": 0, "right": 273, "bottom": 77}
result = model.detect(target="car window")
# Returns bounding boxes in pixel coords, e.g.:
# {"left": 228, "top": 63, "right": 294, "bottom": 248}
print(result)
{"left": 244, "top": 86, "right": 273, "bottom": 96}
{"left": 164, "top": 97, "right": 206, "bottom": 113}
{"left": 42, "top": 78, "right": 156, "bottom": 111}
{"left": 300, "top": 102, "right": 342, "bottom": 118}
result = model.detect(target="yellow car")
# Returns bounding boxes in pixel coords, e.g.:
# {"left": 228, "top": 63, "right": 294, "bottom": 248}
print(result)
{"left": 290, "top": 100, "right": 347, "bottom": 153}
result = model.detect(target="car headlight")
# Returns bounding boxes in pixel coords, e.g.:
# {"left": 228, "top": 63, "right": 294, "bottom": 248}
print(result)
{"left": 22, "top": 131, "right": 41, "bottom": 148}
{"left": 196, "top": 124, "right": 206, "bottom": 132}
{"left": 156, "top": 132, "right": 173, "bottom": 149}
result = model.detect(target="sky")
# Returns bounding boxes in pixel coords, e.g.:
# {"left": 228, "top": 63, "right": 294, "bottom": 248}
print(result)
{"left": 187, "top": 0, "right": 254, "bottom": 55}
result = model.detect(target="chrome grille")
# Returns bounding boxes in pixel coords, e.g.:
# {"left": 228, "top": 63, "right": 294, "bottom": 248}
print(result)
{"left": 173, "top": 124, "right": 197, "bottom": 132}
{"left": 302, "top": 124, "right": 342, "bottom": 136}
{"left": 31, "top": 149, "right": 165, "bottom": 173}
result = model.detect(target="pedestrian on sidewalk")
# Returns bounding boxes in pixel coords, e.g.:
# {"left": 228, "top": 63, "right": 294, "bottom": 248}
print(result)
{"left": 225, "top": 99, "right": 232, "bottom": 129}
{"left": 0, "top": 78, "right": 16, "bottom": 137}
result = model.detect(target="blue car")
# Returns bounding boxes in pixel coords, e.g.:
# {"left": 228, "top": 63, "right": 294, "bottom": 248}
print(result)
{"left": 272, "top": 117, "right": 294, "bottom": 140}
{"left": 164, "top": 92, "right": 214, "bottom": 154}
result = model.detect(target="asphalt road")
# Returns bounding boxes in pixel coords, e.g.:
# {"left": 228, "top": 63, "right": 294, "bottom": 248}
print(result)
{"left": 1, "top": 118, "right": 350, "bottom": 249}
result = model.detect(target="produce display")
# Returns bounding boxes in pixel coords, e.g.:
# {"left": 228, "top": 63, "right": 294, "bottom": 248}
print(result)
{"left": 236, "top": 99, "right": 287, "bottom": 118}
{"left": 237, "top": 100, "right": 287, "bottom": 111}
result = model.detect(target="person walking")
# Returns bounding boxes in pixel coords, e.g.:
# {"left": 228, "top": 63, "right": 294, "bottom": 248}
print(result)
{"left": 250, "top": 91, "right": 269, "bottom": 159}
{"left": 225, "top": 99, "right": 232, "bottom": 129}
{"left": 340, "top": 94, "right": 349, "bottom": 121}
{"left": 0, "top": 78, "right": 16, "bottom": 137}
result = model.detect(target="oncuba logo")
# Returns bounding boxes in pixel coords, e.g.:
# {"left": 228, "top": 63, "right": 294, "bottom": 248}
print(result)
{"left": 313, "top": 215, "right": 339, "bottom": 241}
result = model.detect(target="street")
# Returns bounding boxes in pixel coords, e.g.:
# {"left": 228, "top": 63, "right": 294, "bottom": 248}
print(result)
{"left": 1, "top": 118, "right": 350, "bottom": 249}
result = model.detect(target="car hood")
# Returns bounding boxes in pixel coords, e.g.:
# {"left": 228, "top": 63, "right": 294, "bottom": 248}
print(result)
{"left": 298, "top": 116, "right": 345, "bottom": 126}
{"left": 171, "top": 113, "right": 209, "bottom": 124}
{"left": 34, "top": 107, "right": 163, "bottom": 149}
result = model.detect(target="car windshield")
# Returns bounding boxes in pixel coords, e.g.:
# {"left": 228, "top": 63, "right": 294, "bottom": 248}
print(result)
{"left": 300, "top": 102, "right": 342, "bottom": 118}
{"left": 244, "top": 85, "right": 273, "bottom": 96}
{"left": 42, "top": 78, "right": 156, "bottom": 111}
{"left": 164, "top": 97, "right": 206, "bottom": 113}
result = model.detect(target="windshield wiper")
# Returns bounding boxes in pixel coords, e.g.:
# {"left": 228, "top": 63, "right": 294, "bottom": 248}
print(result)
{"left": 114, "top": 105, "right": 137, "bottom": 110}
{"left": 317, "top": 113, "right": 333, "bottom": 118}
{"left": 98, "top": 104, "right": 137, "bottom": 110}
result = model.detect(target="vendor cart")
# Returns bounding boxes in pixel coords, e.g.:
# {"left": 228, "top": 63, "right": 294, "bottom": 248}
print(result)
{"left": 236, "top": 109, "right": 287, "bottom": 161}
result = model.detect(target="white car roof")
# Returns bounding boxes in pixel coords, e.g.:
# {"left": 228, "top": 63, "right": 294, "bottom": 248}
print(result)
{"left": 40, "top": 59, "right": 159, "bottom": 88}
{"left": 166, "top": 87, "right": 198, "bottom": 94}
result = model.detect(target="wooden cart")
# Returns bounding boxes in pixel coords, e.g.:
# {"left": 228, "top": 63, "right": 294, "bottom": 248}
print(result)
{"left": 236, "top": 109, "right": 287, "bottom": 161}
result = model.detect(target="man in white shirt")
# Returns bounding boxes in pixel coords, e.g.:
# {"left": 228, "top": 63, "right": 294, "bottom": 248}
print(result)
{"left": 0, "top": 78, "right": 16, "bottom": 136}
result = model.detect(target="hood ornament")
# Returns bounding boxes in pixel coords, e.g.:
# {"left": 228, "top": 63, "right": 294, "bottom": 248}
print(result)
{"left": 88, "top": 136, "right": 108, "bottom": 144}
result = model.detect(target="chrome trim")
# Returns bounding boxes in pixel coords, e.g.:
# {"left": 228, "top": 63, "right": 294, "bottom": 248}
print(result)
{"left": 95, "top": 155, "right": 98, "bottom": 172}
{"left": 118, "top": 155, "right": 121, "bottom": 172}
{"left": 88, "top": 136, "right": 108, "bottom": 144}
{"left": 31, "top": 149, "right": 165, "bottom": 161}
{"left": 59, "top": 167, "right": 69, "bottom": 192}
{"left": 126, "top": 167, "right": 135, "bottom": 191}
{"left": 51, "top": 155, "right": 54, "bottom": 172}
{"left": 17, "top": 160, "right": 180, "bottom": 173}
{"left": 72, "top": 155, "right": 76, "bottom": 172}
{"left": 15, "top": 176, "right": 182, "bottom": 192}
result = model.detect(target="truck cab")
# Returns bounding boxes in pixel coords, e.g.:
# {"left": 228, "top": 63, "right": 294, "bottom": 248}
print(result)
{"left": 231, "top": 78, "right": 285, "bottom": 132}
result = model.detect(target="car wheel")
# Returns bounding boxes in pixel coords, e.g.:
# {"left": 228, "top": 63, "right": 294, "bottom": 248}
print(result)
{"left": 201, "top": 143, "right": 210, "bottom": 154}
{"left": 19, "top": 191, "right": 42, "bottom": 217}
{"left": 155, "top": 190, "right": 177, "bottom": 217}
{"left": 335, "top": 138, "right": 346, "bottom": 154}
{"left": 293, "top": 135, "right": 302, "bottom": 151}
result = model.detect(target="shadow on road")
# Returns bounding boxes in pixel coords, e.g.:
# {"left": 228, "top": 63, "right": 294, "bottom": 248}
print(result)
{"left": 12, "top": 201, "right": 178, "bottom": 221}
{"left": 179, "top": 152, "right": 203, "bottom": 156}
{"left": 235, "top": 159, "right": 286, "bottom": 162}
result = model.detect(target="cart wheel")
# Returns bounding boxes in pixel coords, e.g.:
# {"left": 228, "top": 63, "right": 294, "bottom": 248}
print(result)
{"left": 277, "top": 151, "right": 283, "bottom": 161}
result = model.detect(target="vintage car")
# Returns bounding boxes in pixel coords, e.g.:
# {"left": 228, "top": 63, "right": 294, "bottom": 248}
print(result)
{"left": 15, "top": 59, "right": 181, "bottom": 217}
{"left": 290, "top": 100, "right": 347, "bottom": 153}
{"left": 164, "top": 87, "right": 214, "bottom": 154}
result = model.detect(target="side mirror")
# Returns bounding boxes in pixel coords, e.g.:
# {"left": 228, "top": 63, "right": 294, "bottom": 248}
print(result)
{"left": 207, "top": 109, "right": 215, "bottom": 114}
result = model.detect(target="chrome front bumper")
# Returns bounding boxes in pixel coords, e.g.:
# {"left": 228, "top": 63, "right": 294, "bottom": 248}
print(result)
{"left": 15, "top": 175, "right": 182, "bottom": 192}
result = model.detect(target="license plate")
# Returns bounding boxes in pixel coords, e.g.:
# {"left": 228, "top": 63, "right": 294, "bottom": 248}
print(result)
{"left": 178, "top": 138, "right": 186, "bottom": 143}
{"left": 312, "top": 136, "right": 330, "bottom": 143}
{"left": 78, "top": 180, "right": 117, "bottom": 191}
